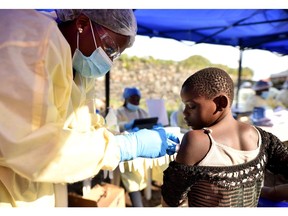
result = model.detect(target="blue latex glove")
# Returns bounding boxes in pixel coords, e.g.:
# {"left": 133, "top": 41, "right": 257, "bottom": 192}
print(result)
{"left": 124, "top": 120, "right": 135, "bottom": 131}
{"left": 153, "top": 125, "right": 180, "bottom": 155}
{"left": 130, "top": 127, "right": 140, "bottom": 132}
{"left": 166, "top": 133, "right": 180, "bottom": 155}
{"left": 153, "top": 123, "right": 163, "bottom": 128}
{"left": 115, "top": 127, "right": 168, "bottom": 161}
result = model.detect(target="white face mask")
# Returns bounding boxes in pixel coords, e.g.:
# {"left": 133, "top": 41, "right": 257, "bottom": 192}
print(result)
{"left": 72, "top": 20, "right": 113, "bottom": 78}
{"left": 127, "top": 102, "right": 139, "bottom": 111}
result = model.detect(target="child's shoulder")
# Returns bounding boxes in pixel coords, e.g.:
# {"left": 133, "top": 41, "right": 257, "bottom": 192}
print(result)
{"left": 176, "top": 129, "right": 211, "bottom": 165}
{"left": 183, "top": 129, "right": 209, "bottom": 146}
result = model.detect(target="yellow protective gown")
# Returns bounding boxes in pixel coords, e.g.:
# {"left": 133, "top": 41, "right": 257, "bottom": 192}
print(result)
{"left": 0, "top": 10, "right": 120, "bottom": 207}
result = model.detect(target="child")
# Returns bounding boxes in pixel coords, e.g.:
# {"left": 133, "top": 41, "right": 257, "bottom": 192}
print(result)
{"left": 161, "top": 67, "right": 288, "bottom": 207}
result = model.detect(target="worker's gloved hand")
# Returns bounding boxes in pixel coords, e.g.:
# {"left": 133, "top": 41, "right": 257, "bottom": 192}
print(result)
{"left": 130, "top": 127, "right": 140, "bottom": 132}
{"left": 116, "top": 127, "right": 174, "bottom": 161}
{"left": 153, "top": 123, "right": 163, "bottom": 128}
{"left": 154, "top": 125, "right": 180, "bottom": 155}
{"left": 166, "top": 133, "right": 180, "bottom": 155}
{"left": 124, "top": 120, "right": 135, "bottom": 131}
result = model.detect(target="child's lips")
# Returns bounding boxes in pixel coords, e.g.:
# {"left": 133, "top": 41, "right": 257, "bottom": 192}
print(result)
{"left": 184, "top": 118, "right": 190, "bottom": 124}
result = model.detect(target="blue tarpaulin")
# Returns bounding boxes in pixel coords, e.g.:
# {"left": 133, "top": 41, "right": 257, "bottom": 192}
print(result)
{"left": 133, "top": 9, "right": 288, "bottom": 108}
{"left": 134, "top": 9, "right": 288, "bottom": 55}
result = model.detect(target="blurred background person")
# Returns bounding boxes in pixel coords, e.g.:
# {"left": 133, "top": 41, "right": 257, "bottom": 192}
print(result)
{"left": 276, "top": 79, "right": 288, "bottom": 108}
{"left": 116, "top": 87, "right": 149, "bottom": 132}
{"left": 116, "top": 87, "right": 149, "bottom": 207}
{"left": 246, "top": 80, "right": 280, "bottom": 126}
{"left": 246, "top": 80, "right": 282, "bottom": 112}
{"left": 246, "top": 80, "right": 273, "bottom": 112}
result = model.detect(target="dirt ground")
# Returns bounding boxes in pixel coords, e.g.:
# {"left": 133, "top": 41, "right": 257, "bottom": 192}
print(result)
{"left": 125, "top": 184, "right": 162, "bottom": 207}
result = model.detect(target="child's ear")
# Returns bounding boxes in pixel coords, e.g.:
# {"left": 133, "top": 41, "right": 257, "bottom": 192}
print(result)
{"left": 213, "top": 95, "right": 228, "bottom": 112}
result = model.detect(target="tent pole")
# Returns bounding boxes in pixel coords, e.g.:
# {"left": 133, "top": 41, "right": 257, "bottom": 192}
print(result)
{"left": 235, "top": 47, "right": 243, "bottom": 110}
{"left": 105, "top": 71, "right": 110, "bottom": 116}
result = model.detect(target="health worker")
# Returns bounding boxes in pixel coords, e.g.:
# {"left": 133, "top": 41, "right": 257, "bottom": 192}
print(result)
{"left": 0, "top": 9, "right": 178, "bottom": 207}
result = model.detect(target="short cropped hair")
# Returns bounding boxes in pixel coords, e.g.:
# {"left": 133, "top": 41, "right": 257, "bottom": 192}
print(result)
{"left": 182, "top": 67, "right": 234, "bottom": 105}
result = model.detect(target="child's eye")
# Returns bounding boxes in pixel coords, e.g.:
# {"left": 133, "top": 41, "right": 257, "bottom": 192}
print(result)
{"left": 186, "top": 104, "right": 196, "bottom": 109}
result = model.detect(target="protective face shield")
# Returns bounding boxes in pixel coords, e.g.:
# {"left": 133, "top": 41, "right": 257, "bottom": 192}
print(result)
{"left": 72, "top": 20, "right": 113, "bottom": 78}
{"left": 126, "top": 102, "right": 139, "bottom": 111}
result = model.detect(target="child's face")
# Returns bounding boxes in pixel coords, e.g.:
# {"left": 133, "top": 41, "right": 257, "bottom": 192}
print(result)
{"left": 180, "top": 87, "right": 219, "bottom": 130}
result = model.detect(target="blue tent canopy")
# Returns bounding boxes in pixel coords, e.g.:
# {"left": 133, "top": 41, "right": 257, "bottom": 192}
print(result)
{"left": 133, "top": 9, "right": 288, "bottom": 110}
{"left": 134, "top": 9, "right": 288, "bottom": 55}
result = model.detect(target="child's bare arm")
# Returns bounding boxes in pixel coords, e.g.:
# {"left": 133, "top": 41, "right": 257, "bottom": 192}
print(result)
{"left": 261, "top": 184, "right": 288, "bottom": 201}
{"left": 176, "top": 130, "right": 210, "bottom": 166}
